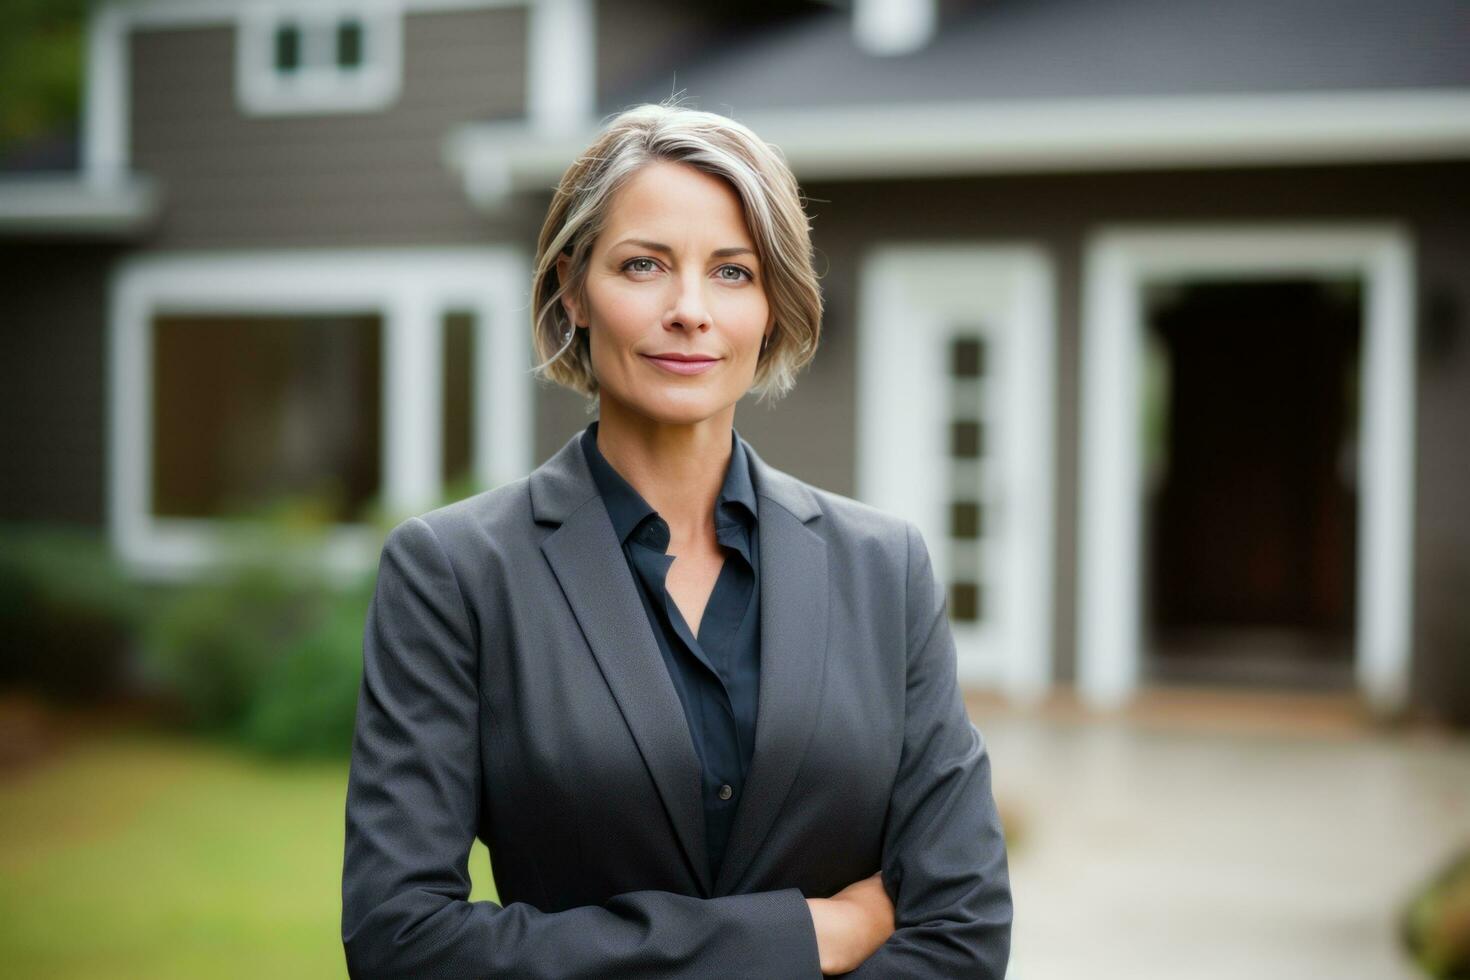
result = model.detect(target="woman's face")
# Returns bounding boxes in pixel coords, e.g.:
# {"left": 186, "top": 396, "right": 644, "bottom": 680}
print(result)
{"left": 557, "top": 160, "right": 773, "bottom": 427}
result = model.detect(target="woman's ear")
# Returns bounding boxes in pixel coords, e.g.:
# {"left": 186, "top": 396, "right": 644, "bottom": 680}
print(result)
{"left": 555, "top": 253, "right": 583, "bottom": 328}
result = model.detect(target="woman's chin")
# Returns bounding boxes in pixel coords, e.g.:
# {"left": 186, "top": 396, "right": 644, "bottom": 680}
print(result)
{"left": 622, "top": 392, "right": 734, "bottom": 427}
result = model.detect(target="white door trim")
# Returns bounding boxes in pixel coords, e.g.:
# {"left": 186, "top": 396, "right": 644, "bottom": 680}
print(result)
{"left": 856, "top": 244, "right": 1057, "bottom": 701}
{"left": 107, "top": 245, "right": 531, "bottom": 580}
{"left": 1077, "top": 224, "right": 1416, "bottom": 713}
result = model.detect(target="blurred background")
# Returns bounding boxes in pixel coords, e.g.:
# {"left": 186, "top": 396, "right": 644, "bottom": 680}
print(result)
{"left": 2, "top": 0, "right": 1468, "bottom": 977}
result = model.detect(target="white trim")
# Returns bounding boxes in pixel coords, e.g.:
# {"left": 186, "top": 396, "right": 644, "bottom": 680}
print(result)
{"left": 0, "top": 173, "right": 160, "bottom": 233}
{"left": 83, "top": 2, "right": 130, "bottom": 186}
{"left": 1076, "top": 225, "right": 1417, "bottom": 714}
{"left": 856, "top": 244, "right": 1057, "bottom": 702}
{"left": 107, "top": 246, "right": 532, "bottom": 581}
{"left": 101, "top": 0, "right": 523, "bottom": 27}
{"left": 235, "top": 0, "right": 405, "bottom": 116}
{"left": 447, "top": 87, "right": 1470, "bottom": 204}
{"left": 527, "top": 0, "right": 596, "bottom": 135}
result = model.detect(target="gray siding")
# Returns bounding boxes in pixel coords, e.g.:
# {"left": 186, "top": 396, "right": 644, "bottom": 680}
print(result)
{"left": 593, "top": 1, "right": 810, "bottom": 115}
{"left": 129, "top": 6, "right": 527, "bottom": 248}
{"left": 595, "top": 0, "right": 716, "bottom": 113}
{"left": 0, "top": 243, "right": 121, "bottom": 524}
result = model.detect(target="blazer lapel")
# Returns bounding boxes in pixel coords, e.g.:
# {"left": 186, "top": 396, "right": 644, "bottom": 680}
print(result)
{"left": 528, "top": 428, "right": 831, "bottom": 900}
{"left": 532, "top": 431, "right": 713, "bottom": 896}
{"left": 714, "top": 435, "right": 830, "bottom": 895}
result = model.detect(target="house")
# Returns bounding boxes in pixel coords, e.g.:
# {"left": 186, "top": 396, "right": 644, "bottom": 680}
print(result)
{"left": 3, "top": 0, "right": 1468, "bottom": 722}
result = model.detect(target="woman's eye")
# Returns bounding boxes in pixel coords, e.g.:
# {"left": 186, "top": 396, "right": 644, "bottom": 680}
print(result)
{"left": 622, "top": 258, "right": 751, "bottom": 281}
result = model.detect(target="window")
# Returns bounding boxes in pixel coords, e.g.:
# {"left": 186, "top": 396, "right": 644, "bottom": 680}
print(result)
{"left": 237, "top": 3, "right": 403, "bottom": 115}
{"left": 110, "top": 248, "right": 533, "bottom": 579}
{"left": 441, "top": 310, "right": 476, "bottom": 489}
{"left": 336, "top": 18, "right": 365, "bottom": 69}
{"left": 273, "top": 23, "right": 302, "bottom": 72}
{"left": 946, "top": 330, "right": 992, "bottom": 624}
{"left": 151, "top": 313, "right": 383, "bottom": 523}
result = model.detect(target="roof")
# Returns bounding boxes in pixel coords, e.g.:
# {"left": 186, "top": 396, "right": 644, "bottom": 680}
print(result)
{"left": 0, "top": 173, "right": 160, "bottom": 236}
{"left": 603, "top": 0, "right": 1470, "bottom": 113}
{"left": 447, "top": 0, "right": 1470, "bottom": 206}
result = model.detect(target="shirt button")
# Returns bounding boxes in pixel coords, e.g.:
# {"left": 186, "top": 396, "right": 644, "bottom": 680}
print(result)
{"left": 718, "top": 784, "right": 733, "bottom": 800}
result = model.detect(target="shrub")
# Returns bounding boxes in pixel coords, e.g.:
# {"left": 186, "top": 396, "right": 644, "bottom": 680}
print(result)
{"left": 1403, "top": 845, "right": 1470, "bottom": 978}
{"left": 238, "top": 572, "right": 374, "bottom": 759}
{"left": 138, "top": 562, "right": 327, "bottom": 735}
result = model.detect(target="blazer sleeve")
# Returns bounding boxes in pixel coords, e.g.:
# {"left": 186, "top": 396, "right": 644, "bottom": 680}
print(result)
{"left": 840, "top": 520, "right": 1013, "bottom": 978}
{"left": 341, "top": 516, "right": 822, "bottom": 980}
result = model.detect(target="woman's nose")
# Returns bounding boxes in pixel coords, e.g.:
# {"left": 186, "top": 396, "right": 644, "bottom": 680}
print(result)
{"left": 663, "top": 269, "right": 713, "bottom": 332}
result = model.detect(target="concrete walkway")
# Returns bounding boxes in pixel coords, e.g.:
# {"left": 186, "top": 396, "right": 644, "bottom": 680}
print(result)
{"left": 972, "top": 690, "right": 1470, "bottom": 980}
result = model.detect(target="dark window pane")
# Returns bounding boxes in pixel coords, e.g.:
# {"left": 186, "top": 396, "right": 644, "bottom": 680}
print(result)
{"left": 950, "top": 581, "right": 982, "bottom": 622}
{"left": 274, "top": 23, "right": 301, "bottom": 72}
{"left": 951, "top": 499, "right": 983, "bottom": 538}
{"left": 951, "top": 335, "right": 986, "bottom": 378}
{"left": 151, "top": 313, "right": 382, "bottom": 522}
{"left": 442, "top": 311, "right": 474, "bottom": 488}
{"left": 336, "top": 18, "right": 364, "bottom": 69}
{"left": 950, "top": 419, "right": 984, "bottom": 458}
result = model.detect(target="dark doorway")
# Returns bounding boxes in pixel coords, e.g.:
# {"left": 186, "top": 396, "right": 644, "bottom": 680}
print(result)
{"left": 1141, "top": 278, "right": 1361, "bottom": 689}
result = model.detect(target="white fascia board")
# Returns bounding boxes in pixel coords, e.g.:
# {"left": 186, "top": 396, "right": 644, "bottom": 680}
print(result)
{"left": 446, "top": 87, "right": 1470, "bottom": 204}
{"left": 0, "top": 173, "right": 161, "bottom": 234}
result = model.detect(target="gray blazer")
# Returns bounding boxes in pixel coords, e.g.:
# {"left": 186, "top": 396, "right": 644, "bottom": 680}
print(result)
{"left": 341, "top": 427, "right": 1012, "bottom": 979}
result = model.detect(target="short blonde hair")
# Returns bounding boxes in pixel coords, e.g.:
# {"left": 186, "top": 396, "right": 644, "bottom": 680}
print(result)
{"left": 530, "top": 100, "right": 824, "bottom": 406}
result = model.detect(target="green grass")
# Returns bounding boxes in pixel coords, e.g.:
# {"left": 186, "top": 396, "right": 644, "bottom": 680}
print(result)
{"left": 0, "top": 730, "right": 497, "bottom": 979}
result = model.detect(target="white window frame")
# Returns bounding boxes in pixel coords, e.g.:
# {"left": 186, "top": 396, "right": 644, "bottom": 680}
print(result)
{"left": 856, "top": 244, "right": 1058, "bottom": 702}
{"left": 108, "top": 247, "right": 532, "bottom": 581}
{"left": 1077, "top": 224, "right": 1416, "bottom": 714}
{"left": 235, "top": 0, "right": 405, "bottom": 116}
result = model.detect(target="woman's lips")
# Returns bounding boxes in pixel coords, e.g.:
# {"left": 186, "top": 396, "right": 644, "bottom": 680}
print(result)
{"left": 641, "top": 354, "right": 720, "bottom": 375}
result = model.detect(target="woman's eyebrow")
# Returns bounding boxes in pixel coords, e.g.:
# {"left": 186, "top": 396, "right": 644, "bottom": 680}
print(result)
{"left": 614, "top": 238, "right": 756, "bottom": 259}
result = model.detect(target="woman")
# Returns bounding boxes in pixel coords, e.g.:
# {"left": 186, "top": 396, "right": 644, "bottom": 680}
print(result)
{"left": 341, "top": 102, "right": 1011, "bottom": 978}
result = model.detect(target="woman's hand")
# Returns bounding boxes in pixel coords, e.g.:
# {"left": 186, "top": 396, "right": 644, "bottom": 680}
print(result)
{"left": 805, "top": 871, "right": 896, "bottom": 975}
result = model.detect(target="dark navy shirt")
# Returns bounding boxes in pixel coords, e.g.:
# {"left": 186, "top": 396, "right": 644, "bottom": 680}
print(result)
{"left": 579, "top": 419, "right": 761, "bottom": 882}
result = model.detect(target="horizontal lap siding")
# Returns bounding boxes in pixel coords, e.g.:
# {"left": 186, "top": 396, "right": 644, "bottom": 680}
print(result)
{"left": 0, "top": 244, "right": 120, "bottom": 524}
{"left": 129, "top": 7, "right": 527, "bottom": 248}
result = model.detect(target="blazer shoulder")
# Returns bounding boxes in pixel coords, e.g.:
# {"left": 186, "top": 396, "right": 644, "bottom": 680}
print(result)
{"left": 798, "top": 480, "right": 914, "bottom": 561}
{"left": 397, "top": 476, "right": 535, "bottom": 560}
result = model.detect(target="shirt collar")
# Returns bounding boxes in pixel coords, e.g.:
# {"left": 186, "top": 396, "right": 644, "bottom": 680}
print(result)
{"left": 579, "top": 419, "right": 758, "bottom": 547}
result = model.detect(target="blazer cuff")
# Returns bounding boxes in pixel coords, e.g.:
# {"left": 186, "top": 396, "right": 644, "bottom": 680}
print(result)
{"left": 725, "top": 887, "right": 822, "bottom": 977}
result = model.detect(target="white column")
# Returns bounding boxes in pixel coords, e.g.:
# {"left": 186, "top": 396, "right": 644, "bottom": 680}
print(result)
{"left": 84, "top": 3, "right": 129, "bottom": 187}
{"left": 1357, "top": 235, "right": 1416, "bottom": 713}
{"left": 527, "top": 0, "right": 596, "bottom": 135}
{"left": 385, "top": 286, "right": 443, "bottom": 515}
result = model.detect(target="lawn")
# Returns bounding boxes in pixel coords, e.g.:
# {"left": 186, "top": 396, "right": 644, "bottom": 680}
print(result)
{"left": 0, "top": 729, "right": 497, "bottom": 979}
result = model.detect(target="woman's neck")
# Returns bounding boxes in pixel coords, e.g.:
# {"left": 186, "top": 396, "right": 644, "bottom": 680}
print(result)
{"left": 594, "top": 401, "right": 736, "bottom": 548}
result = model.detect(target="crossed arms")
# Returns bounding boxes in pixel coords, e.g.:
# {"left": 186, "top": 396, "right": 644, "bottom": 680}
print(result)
{"left": 340, "top": 515, "right": 1011, "bottom": 978}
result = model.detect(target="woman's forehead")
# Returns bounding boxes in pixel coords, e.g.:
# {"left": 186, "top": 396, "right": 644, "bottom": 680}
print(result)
{"left": 603, "top": 163, "right": 751, "bottom": 237}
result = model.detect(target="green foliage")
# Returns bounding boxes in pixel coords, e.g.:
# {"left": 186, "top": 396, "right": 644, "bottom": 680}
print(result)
{"left": 0, "top": 0, "right": 88, "bottom": 156}
{"left": 135, "top": 510, "right": 382, "bottom": 759}
{"left": 237, "top": 572, "right": 375, "bottom": 760}
{"left": 1404, "top": 845, "right": 1470, "bottom": 978}
{"left": 4, "top": 476, "right": 494, "bottom": 758}
{"left": 138, "top": 561, "right": 330, "bottom": 735}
